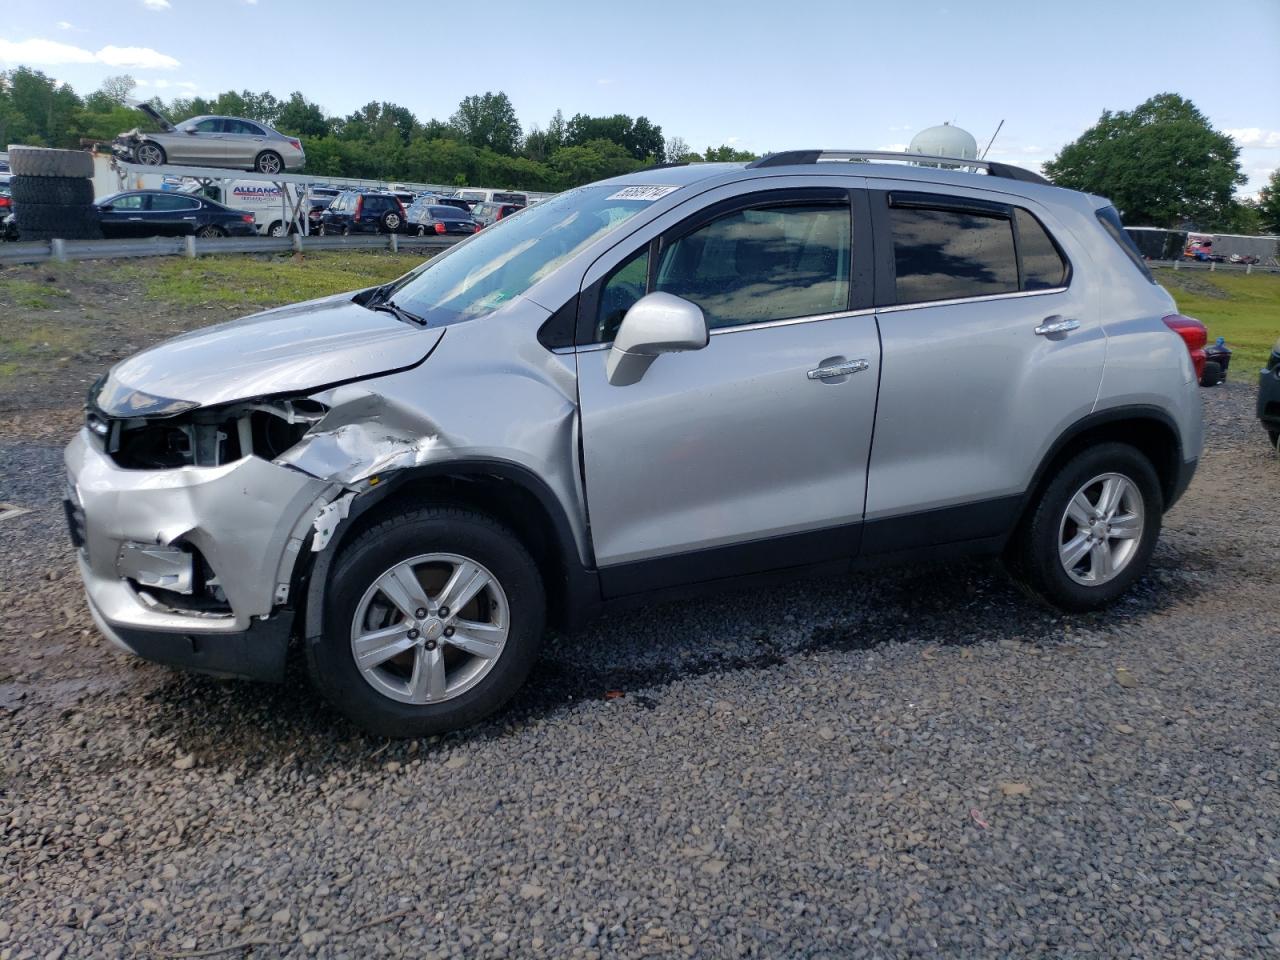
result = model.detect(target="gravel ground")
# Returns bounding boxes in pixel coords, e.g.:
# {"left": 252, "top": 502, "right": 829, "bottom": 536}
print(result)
{"left": 1, "top": 383, "right": 1278, "bottom": 959}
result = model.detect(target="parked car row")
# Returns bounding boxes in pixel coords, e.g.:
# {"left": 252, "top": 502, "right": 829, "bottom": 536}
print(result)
{"left": 3, "top": 189, "right": 256, "bottom": 241}
{"left": 314, "top": 189, "right": 526, "bottom": 236}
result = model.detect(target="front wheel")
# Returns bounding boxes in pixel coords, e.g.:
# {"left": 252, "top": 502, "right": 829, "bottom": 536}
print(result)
{"left": 309, "top": 505, "right": 546, "bottom": 737}
{"left": 135, "top": 142, "right": 166, "bottom": 166}
{"left": 1007, "top": 443, "right": 1162, "bottom": 612}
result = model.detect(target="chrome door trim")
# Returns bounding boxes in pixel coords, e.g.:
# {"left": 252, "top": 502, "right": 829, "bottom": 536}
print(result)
{"left": 877, "top": 286, "right": 1067, "bottom": 314}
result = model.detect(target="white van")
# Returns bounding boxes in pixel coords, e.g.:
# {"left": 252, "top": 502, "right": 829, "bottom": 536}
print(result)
{"left": 188, "top": 180, "right": 304, "bottom": 237}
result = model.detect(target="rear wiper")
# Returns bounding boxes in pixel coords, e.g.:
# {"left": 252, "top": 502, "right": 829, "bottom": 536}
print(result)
{"left": 370, "top": 300, "right": 426, "bottom": 327}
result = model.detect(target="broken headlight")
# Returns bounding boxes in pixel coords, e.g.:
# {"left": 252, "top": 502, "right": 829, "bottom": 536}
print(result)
{"left": 97, "top": 397, "right": 328, "bottom": 470}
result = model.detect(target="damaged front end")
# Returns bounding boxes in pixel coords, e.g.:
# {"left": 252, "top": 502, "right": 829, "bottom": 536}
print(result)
{"left": 66, "top": 390, "right": 395, "bottom": 680}
{"left": 110, "top": 128, "right": 146, "bottom": 163}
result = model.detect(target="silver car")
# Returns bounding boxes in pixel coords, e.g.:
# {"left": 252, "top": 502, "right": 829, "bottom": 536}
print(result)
{"left": 114, "top": 103, "right": 305, "bottom": 174}
{"left": 65, "top": 150, "right": 1203, "bottom": 736}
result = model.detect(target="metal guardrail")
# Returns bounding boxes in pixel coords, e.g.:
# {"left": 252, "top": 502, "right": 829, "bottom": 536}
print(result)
{"left": 0, "top": 231, "right": 459, "bottom": 265}
{"left": 1149, "top": 259, "right": 1280, "bottom": 275}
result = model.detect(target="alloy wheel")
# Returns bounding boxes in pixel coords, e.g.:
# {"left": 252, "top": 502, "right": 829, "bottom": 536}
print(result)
{"left": 350, "top": 553, "right": 510, "bottom": 705}
{"left": 257, "top": 153, "right": 282, "bottom": 174}
{"left": 136, "top": 144, "right": 163, "bottom": 165}
{"left": 1057, "top": 473, "right": 1144, "bottom": 585}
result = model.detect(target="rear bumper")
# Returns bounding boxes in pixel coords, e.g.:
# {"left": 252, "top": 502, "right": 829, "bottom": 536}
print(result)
{"left": 1258, "top": 367, "right": 1280, "bottom": 433}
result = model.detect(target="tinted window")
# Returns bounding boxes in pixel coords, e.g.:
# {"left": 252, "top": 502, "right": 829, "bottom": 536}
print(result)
{"left": 429, "top": 205, "right": 466, "bottom": 220}
{"left": 364, "top": 195, "right": 391, "bottom": 211}
{"left": 1015, "top": 209, "right": 1069, "bottom": 289}
{"left": 473, "top": 203, "right": 495, "bottom": 218}
{"left": 151, "top": 194, "right": 200, "bottom": 211}
{"left": 655, "top": 202, "right": 851, "bottom": 329}
{"left": 106, "top": 194, "right": 145, "bottom": 210}
{"left": 493, "top": 192, "right": 526, "bottom": 204}
{"left": 192, "top": 118, "right": 221, "bottom": 133}
{"left": 226, "top": 120, "right": 263, "bottom": 135}
{"left": 596, "top": 247, "right": 649, "bottom": 342}
{"left": 890, "top": 206, "right": 1018, "bottom": 304}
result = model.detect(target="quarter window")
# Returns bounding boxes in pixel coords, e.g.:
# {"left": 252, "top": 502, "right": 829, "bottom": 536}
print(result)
{"left": 1015, "top": 209, "right": 1069, "bottom": 290}
{"left": 655, "top": 203, "right": 851, "bottom": 329}
{"left": 890, "top": 206, "right": 1018, "bottom": 304}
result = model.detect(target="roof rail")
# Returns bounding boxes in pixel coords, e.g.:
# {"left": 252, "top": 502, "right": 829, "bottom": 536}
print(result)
{"left": 746, "top": 149, "right": 1050, "bottom": 185}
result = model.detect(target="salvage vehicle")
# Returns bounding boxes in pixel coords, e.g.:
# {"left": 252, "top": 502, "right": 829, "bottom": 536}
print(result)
{"left": 66, "top": 150, "right": 1204, "bottom": 736}
{"left": 404, "top": 200, "right": 479, "bottom": 237}
{"left": 1259, "top": 337, "right": 1280, "bottom": 447}
{"left": 113, "top": 103, "right": 305, "bottom": 174}
{"left": 470, "top": 200, "right": 525, "bottom": 228}
{"left": 319, "top": 190, "right": 407, "bottom": 235}
{"left": 95, "top": 190, "right": 257, "bottom": 239}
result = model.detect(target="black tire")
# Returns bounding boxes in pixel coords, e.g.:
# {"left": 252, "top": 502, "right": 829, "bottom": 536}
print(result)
{"left": 1007, "top": 442, "right": 1162, "bottom": 612}
{"left": 6, "top": 145, "right": 93, "bottom": 178}
{"left": 416, "top": 224, "right": 426, "bottom": 237}
{"left": 196, "top": 224, "right": 225, "bottom": 239}
{"left": 1269, "top": 430, "right": 1279, "bottom": 450}
{"left": 308, "top": 504, "right": 546, "bottom": 737}
{"left": 13, "top": 202, "right": 101, "bottom": 239}
{"left": 267, "top": 220, "right": 285, "bottom": 238}
{"left": 1199, "top": 360, "right": 1221, "bottom": 388}
{"left": 341, "top": 224, "right": 351, "bottom": 237}
{"left": 254, "top": 151, "right": 283, "bottom": 174}
{"left": 9, "top": 175, "right": 94, "bottom": 206}
{"left": 134, "top": 142, "right": 166, "bottom": 166}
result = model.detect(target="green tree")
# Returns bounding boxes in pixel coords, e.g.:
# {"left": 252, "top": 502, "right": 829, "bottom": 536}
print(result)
{"left": 565, "top": 112, "right": 664, "bottom": 161}
{"left": 1, "top": 67, "right": 82, "bottom": 147}
{"left": 1258, "top": 169, "right": 1280, "bottom": 235}
{"left": 703, "top": 144, "right": 758, "bottom": 162}
{"left": 275, "top": 92, "right": 329, "bottom": 139}
{"left": 1043, "top": 93, "right": 1244, "bottom": 228}
{"left": 450, "top": 92, "right": 522, "bottom": 155}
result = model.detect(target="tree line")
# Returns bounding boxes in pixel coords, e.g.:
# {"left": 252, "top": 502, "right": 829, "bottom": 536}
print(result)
{"left": 0, "top": 68, "right": 758, "bottom": 191}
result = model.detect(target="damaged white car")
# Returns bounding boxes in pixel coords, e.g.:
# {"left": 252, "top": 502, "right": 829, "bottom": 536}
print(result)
{"left": 67, "top": 154, "right": 1202, "bottom": 735}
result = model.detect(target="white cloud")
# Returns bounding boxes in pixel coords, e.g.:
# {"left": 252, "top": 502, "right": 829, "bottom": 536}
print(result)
{"left": 141, "top": 0, "right": 171, "bottom": 9}
{"left": 596, "top": 77, "right": 614, "bottom": 86}
{"left": 0, "top": 36, "right": 179, "bottom": 69}
{"left": 1226, "top": 128, "right": 1280, "bottom": 149}
{"left": 55, "top": 20, "right": 76, "bottom": 30}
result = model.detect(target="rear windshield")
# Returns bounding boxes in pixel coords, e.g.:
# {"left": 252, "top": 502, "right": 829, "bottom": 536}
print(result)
{"left": 429, "top": 205, "right": 467, "bottom": 219}
{"left": 386, "top": 185, "right": 660, "bottom": 326}
{"left": 1096, "top": 205, "right": 1155, "bottom": 283}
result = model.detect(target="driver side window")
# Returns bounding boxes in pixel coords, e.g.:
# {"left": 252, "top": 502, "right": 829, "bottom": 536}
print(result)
{"left": 595, "top": 247, "right": 649, "bottom": 342}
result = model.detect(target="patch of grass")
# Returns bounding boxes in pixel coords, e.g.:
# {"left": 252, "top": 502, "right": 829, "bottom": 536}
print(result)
{"left": 116, "top": 250, "right": 430, "bottom": 310}
{"left": 0, "top": 277, "right": 73, "bottom": 309}
{"left": 1155, "top": 268, "right": 1280, "bottom": 371}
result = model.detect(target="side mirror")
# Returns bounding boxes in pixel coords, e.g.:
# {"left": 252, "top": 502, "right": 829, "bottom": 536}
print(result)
{"left": 98, "top": 203, "right": 114, "bottom": 212}
{"left": 607, "top": 292, "right": 709, "bottom": 386}
{"left": 183, "top": 126, "right": 198, "bottom": 135}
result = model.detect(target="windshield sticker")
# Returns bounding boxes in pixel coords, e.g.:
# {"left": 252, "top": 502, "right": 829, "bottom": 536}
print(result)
{"left": 606, "top": 185, "right": 681, "bottom": 202}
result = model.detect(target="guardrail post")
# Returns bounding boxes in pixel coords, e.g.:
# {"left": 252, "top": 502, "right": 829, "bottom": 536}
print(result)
{"left": 1209, "top": 261, "right": 1215, "bottom": 272}
{"left": 1246, "top": 264, "right": 1252, "bottom": 275}
{"left": 389, "top": 233, "right": 399, "bottom": 253}
{"left": 184, "top": 235, "right": 197, "bottom": 259}
{"left": 292, "top": 233, "right": 303, "bottom": 254}
{"left": 1173, "top": 260, "right": 1180, "bottom": 271}
{"left": 50, "top": 238, "right": 67, "bottom": 262}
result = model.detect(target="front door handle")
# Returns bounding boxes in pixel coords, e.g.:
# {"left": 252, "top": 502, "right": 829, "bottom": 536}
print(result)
{"left": 807, "top": 358, "right": 870, "bottom": 380}
{"left": 1034, "top": 316, "right": 1080, "bottom": 336}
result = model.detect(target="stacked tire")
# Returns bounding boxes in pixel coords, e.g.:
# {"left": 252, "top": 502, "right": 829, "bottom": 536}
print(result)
{"left": 6, "top": 145, "right": 102, "bottom": 241}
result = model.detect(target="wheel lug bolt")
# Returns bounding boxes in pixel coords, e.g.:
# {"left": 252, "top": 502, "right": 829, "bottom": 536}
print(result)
{"left": 407, "top": 629, "right": 419, "bottom": 640}
{"left": 439, "top": 606, "right": 450, "bottom": 617}
{"left": 425, "top": 639, "right": 437, "bottom": 651}
{"left": 415, "top": 608, "right": 427, "bottom": 618}
{"left": 444, "top": 626, "right": 455, "bottom": 637}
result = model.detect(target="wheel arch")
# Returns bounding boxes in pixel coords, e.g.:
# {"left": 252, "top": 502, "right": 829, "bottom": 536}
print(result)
{"left": 1020, "top": 405, "right": 1185, "bottom": 530}
{"left": 299, "top": 460, "right": 599, "bottom": 643}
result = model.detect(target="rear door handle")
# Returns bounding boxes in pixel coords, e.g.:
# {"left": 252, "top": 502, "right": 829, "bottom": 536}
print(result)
{"left": 807, "top": 358, "right": 870, "bottom": 380}
{"left": 1034, "top": 316, "right": 1080, "bottom": 336}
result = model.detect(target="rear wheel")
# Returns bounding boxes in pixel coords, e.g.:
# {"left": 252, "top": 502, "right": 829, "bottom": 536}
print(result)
{"left": 381, "top": 211, "right": 402, "bottom": 233}
{"left": 1008, "top": 443, "right": 1161, "bottom": 611}
{"left": 309, "top": 505, "right": 546, "bottom": 737}
{"left": 1199, "top": 360, "right": 1222, "bottom": 388}
{"left": 135, "top": 142, "right": 166, "bottom": 166}
{"left": 196, "top": 224, "right": 225, "bottom": 239}
{"left": 267, "top": 220, "right": 286, "bottom": 238}
{"left": 416, "top": 224, "right": 427, "bottom": 237}
{"left": 255, "top": 151, "right": 283, "bottom": 174}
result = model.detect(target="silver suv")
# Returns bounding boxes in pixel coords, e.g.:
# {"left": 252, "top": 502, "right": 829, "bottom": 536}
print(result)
{"left": 65, "top": 150, "right": 1204, "bottom": 736}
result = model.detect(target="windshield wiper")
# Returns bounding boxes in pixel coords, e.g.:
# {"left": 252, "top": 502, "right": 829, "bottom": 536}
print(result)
{"left": 370, "top": 300, "right": 426, "bottom": 327}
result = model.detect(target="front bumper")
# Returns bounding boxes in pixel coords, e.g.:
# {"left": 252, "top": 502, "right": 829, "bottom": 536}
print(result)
{"left": 65, "top": 428, "right": 337, "bottom": 668}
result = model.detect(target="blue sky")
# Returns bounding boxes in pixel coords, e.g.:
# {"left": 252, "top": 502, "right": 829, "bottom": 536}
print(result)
{"left": 3, "top": 0, "right": 1278, "bottom": 194}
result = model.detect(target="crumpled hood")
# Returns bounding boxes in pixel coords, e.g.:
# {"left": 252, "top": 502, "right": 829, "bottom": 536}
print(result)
{"left": 97, "top": 293, "right": 443, "bottom": 415}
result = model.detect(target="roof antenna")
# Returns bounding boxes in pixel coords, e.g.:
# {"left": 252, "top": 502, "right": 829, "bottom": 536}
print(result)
{"left": 981, "top": 119, "right": 1005, "bottom": 160}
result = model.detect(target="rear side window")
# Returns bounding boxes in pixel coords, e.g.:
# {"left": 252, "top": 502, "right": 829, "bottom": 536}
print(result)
{"left": 1015, "top": 209, "right": 1070, "bottom": 290}
{"left": 429, "top": 206, "right": 465, "bottom": 219}
{"left": 151, "top": 194, "right": 199, "bottom": 211}
{"left": 656, "top": 202, "right": 851, "bottom": 329}
{"left": 890, "top": 205, "right": 1018, "bottom": 304}
{"left": 1095, "top": 205, "right": 1155, "bottom": 283}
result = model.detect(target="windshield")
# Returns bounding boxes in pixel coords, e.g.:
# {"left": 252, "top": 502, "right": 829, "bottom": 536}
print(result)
{"left": 387, "top": 185, "right": 659, "bottom": 325}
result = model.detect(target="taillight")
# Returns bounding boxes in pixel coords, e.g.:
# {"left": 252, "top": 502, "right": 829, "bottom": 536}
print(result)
{"left": 353, "top": 196, "right": 364, "bottom": 219}
{"left": 0, "top": 196, "right": 10, "bottom": 208}
{"left": 241, "top": 214, "right": 254, "bottom": 223}
{"left": 287, "top": 138, "right": 302, "bottom": 151}
{"left": 434, "top": 221, "right": 446, "bottom": 235}
{"left": 398, "top": 201, "right": 408, "bottom": 218}
{"left": 1163, "top": 314, "right": 1207, "bottom": 379}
